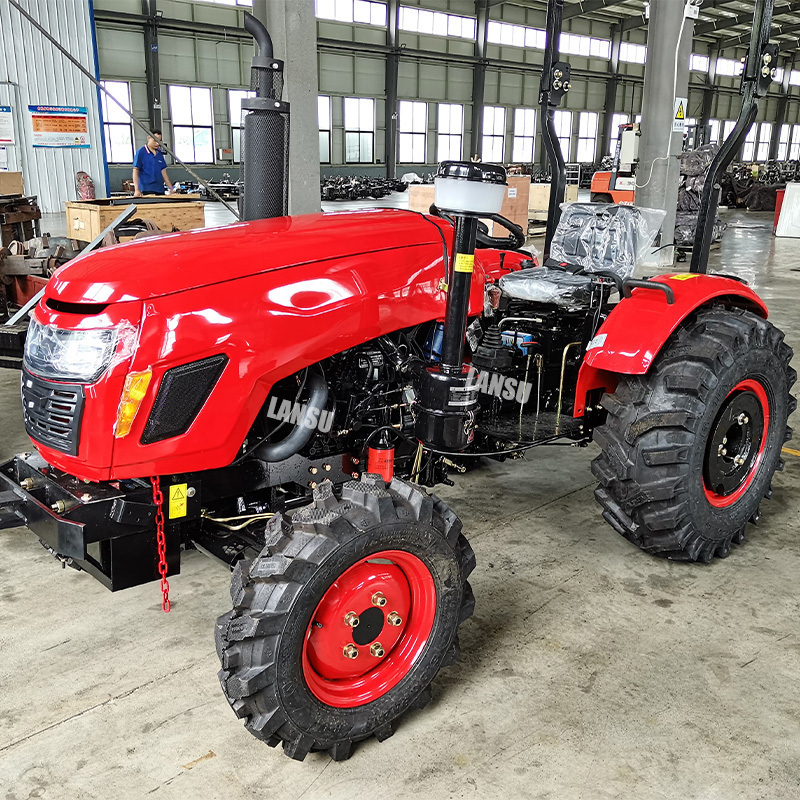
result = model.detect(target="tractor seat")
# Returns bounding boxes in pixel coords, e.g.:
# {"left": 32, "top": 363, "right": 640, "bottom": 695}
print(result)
{"left": 499, "top": 203, "right": 664, "bottom": 307}
{"left": 498, "top": 267, "right": 596, "bottom": 308}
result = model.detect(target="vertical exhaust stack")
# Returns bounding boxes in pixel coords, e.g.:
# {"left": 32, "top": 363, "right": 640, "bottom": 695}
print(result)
{"left": 241, "top": 12, "right": 290, "bottom": 221}
{"left": 415, "top": 161, "right": 507, "bottom": 452}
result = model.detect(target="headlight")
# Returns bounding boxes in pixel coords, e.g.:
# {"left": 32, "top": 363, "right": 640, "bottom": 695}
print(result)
{"left": 24, "top": 319, "right": 121, "bottom": 383}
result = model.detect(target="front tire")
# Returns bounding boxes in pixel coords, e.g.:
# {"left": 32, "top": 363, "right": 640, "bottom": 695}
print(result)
{"left": 215, "top": 475, "right": 475, "bottom": 761}
{"left": 592, "top": 306, "right": 796, "bottom": 562}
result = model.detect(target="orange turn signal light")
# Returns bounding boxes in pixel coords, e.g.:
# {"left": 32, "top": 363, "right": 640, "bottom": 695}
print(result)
{"left": 114, "top": 369, "right": 152, "bottom": 438}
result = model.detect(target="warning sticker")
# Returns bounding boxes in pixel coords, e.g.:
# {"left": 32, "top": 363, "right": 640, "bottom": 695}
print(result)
{"left": 669, "top": 274, "right": 699, "bottom": 281}
{"left": 454, "top": 253, "right": 475, "bottom": 273}
{"left": 673, "top": 97, "right": 687, "bottom": 133}
{"left": 169, "top": 483, "right": 188, "bottom": 519}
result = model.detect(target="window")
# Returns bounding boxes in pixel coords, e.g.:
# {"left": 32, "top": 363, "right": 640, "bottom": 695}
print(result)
{"left": 482, "top": 106, "right": 506, "bottom": 163}
{"left": 315, "top": 0, "right": 386, "bottom": 26}
{"left": 790, "top": 70, "right": 800, "bottom": 86}
{"left": 399, "top": 7, "right": 475, "bottom": 39}
{"left": 169, "top": 85, "right": 214, "bottom": 163}
{"left": 790, "top": 125, "right": 800, "bottom": 160}
{"left": 100, "top": 80, "right": 134, "bottom": 164}
{"left": 577, "top": 111, "right": 598, "bottom": 163}
{"left": 398, "top": 100, "right": 427, "bottom": 163}
{"left": 487, "top": 20, "right": 546, "bottom": 50}
{"left": 690, "top": 54, "right": 709, "bottom": 72}
{"left": 512, "top": 108, "right": 536, "bottom": 163}
{"left": 318, "top": 96, "right": 332, "bottom": 163}
{"left": 778, "top": 123, "right": 791, "bottom": 161}
{"left": 716, "top": 58, "right": 744, "bottom": 77}
{"left": 560, "top": 33, "right": 611, "bottom": 59}
{"left": 554, "top": 109, "right": 572, "bottom": 160}
{"left": 756, "top": 122, "right": 772, "bottom": 162}
{"left": 723, "top": 120, "right": 736, "bottom": 140}
{"left": 228, "top": 89, "right": 254, "bottom": 163}
{"left": 437, "top": 103, "right": 463, "bottom": 162}
{"left": 192, "top": 0, "right": 253, "bottom": 6}
{"left": 609, "top": 112, "right": 629, "bottom": 154}
{"left": 708, "top": 119, "right": 721, "bottom": 145}
{"left": 619, "top": 42, "right": 647, "bottom": 64}
{"left": 344, "top": 96, "right": 374, "bottom": 163}
{"left": 742, "top": 125, "right": 757, "bottom": 161}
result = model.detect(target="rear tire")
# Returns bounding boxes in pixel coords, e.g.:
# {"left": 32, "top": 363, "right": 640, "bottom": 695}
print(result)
{"left": 215, "top": 475, "right": 475, "bottom": 761}
{"left": 592, "top": 306, "right": 796, "bottom": 562}
{"left": 591, "top": 192, "right": 613, "bottom": 203}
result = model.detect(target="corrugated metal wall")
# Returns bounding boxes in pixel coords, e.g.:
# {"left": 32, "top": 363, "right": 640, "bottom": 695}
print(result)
{"left": 0, "top": 0, "right": 107, "bottom": 212}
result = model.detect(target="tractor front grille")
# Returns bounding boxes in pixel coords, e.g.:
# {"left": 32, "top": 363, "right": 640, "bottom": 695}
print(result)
{"left": 21, "top": 368, "right": 84, "bottom": 456}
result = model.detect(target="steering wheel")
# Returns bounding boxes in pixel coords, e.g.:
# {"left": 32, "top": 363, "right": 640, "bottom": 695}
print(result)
{"left": 429, "top": 205, "right": 526, "bottom": 251}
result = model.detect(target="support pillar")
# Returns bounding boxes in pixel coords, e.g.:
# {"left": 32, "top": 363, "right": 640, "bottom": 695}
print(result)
{"left": 252, "top": 0, "right": 320, "bottom": 214}
{"left": 142, "top": 0, "right": 162, "bottom": 131}
{"left": 470, "top": 1, "right": 489, "bottom": 160}
{"left": 636, "top": 0, "right": 695, "bottom": 266}
{"left": 385, "top": 0, "right": 399, "bottom": 178}
{"left": 698, "top": 45, "right": 717, "bottom": 134}
{"left": 599, "top": 24, "right": 621, "bottom": 157}
{"left": 769, "top": 56, "right": 793, "bottom": 159}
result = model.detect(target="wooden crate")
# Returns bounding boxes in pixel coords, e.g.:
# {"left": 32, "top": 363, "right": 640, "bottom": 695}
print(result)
{"left": 65, "top": 198, "right": 205, "bottom": 242}
{"left": 0, "top": 172, "right": 24, "bottom": 196}
{"left": 408, "top": 176, "right": 531, "bottom": 237}
{"left": 528, "top": 183, "right": 579, "bottom": 216}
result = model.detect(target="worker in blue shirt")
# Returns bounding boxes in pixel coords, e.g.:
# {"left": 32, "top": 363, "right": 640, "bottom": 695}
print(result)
{"left": 132, "top": 129, "right": 172, "bottom": 196}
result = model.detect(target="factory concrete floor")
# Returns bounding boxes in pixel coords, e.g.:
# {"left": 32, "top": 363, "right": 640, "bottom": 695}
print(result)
{"left": 0, "top": 207, "right": 799, "bottom": 800}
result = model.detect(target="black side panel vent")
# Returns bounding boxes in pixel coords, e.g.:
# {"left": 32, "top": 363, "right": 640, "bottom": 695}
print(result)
{"left": 141, "top": 354, "right": 228, "bottom": 445}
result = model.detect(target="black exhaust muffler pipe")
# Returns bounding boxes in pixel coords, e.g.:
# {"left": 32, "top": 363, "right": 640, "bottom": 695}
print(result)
{"left": 241, "top": 11, "right": 289, "bottom": 221}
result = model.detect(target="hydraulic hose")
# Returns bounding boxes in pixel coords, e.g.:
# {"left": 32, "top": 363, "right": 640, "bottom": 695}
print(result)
{"left": 255, "top": 371, "right": 329, "bottom": 462}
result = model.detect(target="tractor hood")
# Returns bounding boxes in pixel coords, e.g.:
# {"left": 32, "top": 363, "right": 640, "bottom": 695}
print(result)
{"left": 46, "top": 210, "right": 449, "bottom": 305}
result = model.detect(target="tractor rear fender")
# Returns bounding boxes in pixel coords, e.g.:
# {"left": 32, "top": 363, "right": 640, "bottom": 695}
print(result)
{"left": 573, "top": 273, "right": 768, "bottom": 416}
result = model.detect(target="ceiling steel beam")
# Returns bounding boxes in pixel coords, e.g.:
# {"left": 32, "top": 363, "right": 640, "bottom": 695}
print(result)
{"left": 718, "top": 18, "right": 800, "bottom": 49}
{"left": 563, "top": 0, "right": 629, "bottom": 20}
{"left": 695, "top": 1, "right": 800, "bottom": 36}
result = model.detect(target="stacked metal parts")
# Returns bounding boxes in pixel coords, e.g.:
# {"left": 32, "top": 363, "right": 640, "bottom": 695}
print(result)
{"left": 241, "top": 12, "right": 290, "bottom": 221}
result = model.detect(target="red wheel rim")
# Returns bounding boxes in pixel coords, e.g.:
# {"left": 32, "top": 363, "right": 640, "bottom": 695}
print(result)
{"left": 302, "top": 550, "right": 437, "bottom": 708}
{"left": 703, "top": 378, "right": 770, "bottom": 508}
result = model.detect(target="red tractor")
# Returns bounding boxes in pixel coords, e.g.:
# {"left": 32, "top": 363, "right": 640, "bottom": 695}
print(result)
{"left": 0, "top": 0, "right": 794, "bottom": 762}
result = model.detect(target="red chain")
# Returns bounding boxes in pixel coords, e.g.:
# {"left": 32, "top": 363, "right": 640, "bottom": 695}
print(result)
{"left": 151, "top": 476, "right": 171, "bottom": 613}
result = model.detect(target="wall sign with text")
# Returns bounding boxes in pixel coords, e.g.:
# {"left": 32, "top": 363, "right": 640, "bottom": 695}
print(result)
{"left": 29, "top": 105, "right": 90, "bottom": 148}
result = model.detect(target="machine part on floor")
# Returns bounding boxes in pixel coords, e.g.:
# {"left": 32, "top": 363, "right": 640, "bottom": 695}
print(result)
{"left": 4, "top": 204, "right": 137, "bottom": 329}
{"left": 240, "top": 12, "right": 290, "bottom": 221}
{"left": 0, "top": 194, "right": 41, "bottom": 248}
{"left": 593, "top": 307, "right": 796, "bottom": 562}
{"left": 215, "top": 477, "right": 474, "bottom": 762}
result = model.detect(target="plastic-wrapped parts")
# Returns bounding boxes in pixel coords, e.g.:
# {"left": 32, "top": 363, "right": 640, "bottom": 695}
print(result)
{"left": 498, "top": 268, "right": 595, "bottom": 308}
{"left": 679, "top": 144, "right": 719, "bottom": 177}
{"left": 549, "top": 203, "right": 666, "bottom": 278}
{"left": 674, "top": 211, "right": 727, "bottom": 247}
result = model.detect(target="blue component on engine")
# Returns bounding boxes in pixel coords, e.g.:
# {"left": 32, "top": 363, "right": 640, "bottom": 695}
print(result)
{"left": 501, "top": 331, "right": 535, "bottom": 354}
{"left": 424, "top": 323, "right": 444, "bottom": 362}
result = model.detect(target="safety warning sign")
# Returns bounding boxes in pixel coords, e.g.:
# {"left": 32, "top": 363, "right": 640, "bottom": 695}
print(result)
{"left": 673, "top": 97, "right": 687, "bottom": 133}
{"left": 169, "top": 483, "right": 188, "bottom": 519}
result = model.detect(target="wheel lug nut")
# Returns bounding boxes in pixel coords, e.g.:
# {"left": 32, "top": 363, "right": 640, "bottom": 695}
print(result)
{"left": 387, "top": 611, "right": 402, "bottom": 626}
{"left": 344, "top": 611, "right": 359, "bottom": 628}
{"left": 370, "top": 642, "right": 385, "bottom": 657}
{"left": 343, "top": 644, "right": 359, "bottom": 659}
{"left": 371, "top": 592, "right": 387, "bottom": 607}
{"left": 718, "top": 446, "right": 727, "bottom": 457}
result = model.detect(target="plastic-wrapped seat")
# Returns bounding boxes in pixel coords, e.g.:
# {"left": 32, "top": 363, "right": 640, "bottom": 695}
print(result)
{"left": 499, "top": 203, "right": 665, "bottom": 308}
